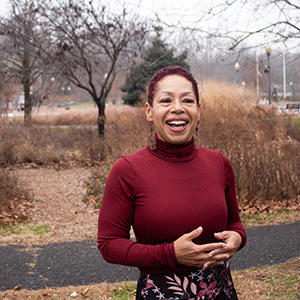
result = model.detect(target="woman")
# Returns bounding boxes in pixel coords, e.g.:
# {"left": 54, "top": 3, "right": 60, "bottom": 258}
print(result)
{"left": 98, "top": 66, "right": 246, "bottom": 299}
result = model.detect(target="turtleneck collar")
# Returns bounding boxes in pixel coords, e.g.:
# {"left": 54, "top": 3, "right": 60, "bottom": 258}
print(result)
{"left": 147, "top": 134, "right": 197, "bottom": 162}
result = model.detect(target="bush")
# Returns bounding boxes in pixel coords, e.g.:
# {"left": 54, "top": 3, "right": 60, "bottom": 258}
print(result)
{"left": 199, "top": 80, "right": 300, "bottom": 203}
{"left": 0, "top": 123, "right": 104, "bottom": 167}
{"left": 0, "top": 169, "right": 32, "bottom": 225}
{"left": 0, "top": 80, "right": 299, "bottom": 206}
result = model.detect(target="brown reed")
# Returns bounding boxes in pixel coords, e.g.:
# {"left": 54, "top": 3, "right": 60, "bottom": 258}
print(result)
{"left": 0, "top": 79, "right": 299, "bottom": 205}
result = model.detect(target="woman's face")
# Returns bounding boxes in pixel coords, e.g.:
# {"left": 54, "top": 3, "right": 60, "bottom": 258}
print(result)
{"left": 146, "top": 75, "right": 200, "bottom": 145}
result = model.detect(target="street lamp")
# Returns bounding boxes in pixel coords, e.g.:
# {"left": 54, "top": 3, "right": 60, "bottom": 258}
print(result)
{"left": 290, "top": 81, "right": 295, "bottom": 98}
{"left": 234, "top": 62, "right": 240, "bottom": 84}
{"left": 265, "top": 45, "right": 271, "bottom": 105}
{"left": 50, "top": 77, "right": 55, "bottom": 109}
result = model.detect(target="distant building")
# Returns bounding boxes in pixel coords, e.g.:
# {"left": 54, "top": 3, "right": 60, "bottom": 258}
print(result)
{"left": 17, "top": 93, "right": 25, "bottom": 110}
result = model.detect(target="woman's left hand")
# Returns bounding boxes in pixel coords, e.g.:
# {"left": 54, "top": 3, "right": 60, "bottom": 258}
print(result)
{"left": 202, "top": 231, "right": 242, "bottom": 269}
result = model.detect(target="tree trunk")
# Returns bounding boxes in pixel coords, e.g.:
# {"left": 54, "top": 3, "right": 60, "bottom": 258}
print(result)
{"left": 24, "top": 81, "right": 32, "bottom": 124}
{"left": 23, "top": 46, "right": 32, "bottom": 124}
{"left": 96, "top": 98, "right": 106, "bottom": 137}
{"left": 94, "top": 97, "right": 106, "bottom": 160}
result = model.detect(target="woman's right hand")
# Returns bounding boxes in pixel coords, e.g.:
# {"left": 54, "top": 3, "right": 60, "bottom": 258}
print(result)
{"left": 173, "top": 226, "right": 229, "bottom": 269}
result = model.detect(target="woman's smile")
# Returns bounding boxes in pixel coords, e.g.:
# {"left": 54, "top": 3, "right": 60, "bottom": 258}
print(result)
{"left": 166, "top": 118, "right": 189, "bottom": 132}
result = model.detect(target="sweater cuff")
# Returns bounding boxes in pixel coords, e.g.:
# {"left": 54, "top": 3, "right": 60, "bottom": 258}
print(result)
{"left": 164, "top": 242, "right": 179, "bottom": 269}
{"left": 226, "top": 223, "right": 247, "bottom": 251}
{"left": 236, "top": 230, "right": 247, "bottom": 250}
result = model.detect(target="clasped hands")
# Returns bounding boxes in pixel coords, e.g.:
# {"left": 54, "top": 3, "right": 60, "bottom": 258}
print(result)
{"left": 174, "top": 226, "right": 242, "bottom": 270}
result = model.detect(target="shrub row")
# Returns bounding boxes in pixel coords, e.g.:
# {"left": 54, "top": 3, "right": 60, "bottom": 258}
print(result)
{"left": 1, "top": 80, "right": 300, "bottom": 205}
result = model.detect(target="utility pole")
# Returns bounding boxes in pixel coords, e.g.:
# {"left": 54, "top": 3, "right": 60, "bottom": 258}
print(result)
{"left": 283, "top": 51, "right": 286, "bottom": 99}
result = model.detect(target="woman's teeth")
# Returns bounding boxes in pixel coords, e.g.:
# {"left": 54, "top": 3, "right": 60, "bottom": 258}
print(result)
{"left": 167, "top": 120, "right": 187, "bottom": 127}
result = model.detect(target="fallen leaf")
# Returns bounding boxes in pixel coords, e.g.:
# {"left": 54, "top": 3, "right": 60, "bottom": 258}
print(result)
{"left": 20, "top": 213, "right": 28, "bottom": 220}
{"left": 13, "top": 285, "right": 21, "bottom": 291}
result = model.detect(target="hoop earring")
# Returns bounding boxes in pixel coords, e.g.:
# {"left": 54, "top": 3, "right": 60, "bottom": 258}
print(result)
{"left": 147, "top": 125, "right": 156, "bottom": 150}
{"left": 194, "top": 123, "right": 201, "bottom": 148}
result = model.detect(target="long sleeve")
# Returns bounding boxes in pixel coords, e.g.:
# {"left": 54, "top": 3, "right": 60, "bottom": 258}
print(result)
{"left": 220, "top": 152, "right": 247, "bottom": 249}
{"left": 97, "top": 157, "right": 178, "bottom": 270}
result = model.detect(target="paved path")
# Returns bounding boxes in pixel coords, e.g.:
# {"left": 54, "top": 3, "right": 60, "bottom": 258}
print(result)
{"left": 0, "top": 221, "right": 299, "bottom": 291}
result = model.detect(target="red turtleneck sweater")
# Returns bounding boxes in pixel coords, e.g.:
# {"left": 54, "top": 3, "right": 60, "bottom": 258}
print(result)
{"left": 97, "top": 138, "right": 246, "bottom": 274}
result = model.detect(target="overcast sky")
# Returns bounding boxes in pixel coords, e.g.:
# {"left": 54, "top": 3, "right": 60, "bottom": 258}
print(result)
{"left": 0, "top": 0, "right": 9, "bottom": 15}
{"left": 0, "top": 0, "right": 297, "bottom": 53}
{"left": 0, "top": 0, "right": 213, "bottom": 20}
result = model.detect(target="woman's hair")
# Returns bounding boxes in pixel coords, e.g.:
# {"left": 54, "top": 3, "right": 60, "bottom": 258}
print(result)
{"left": 147, "top": 66, "right": 200, "bottom": 107}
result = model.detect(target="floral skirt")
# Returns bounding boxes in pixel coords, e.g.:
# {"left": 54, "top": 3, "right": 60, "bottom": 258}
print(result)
{"left": 136, "top": 261, "right": 238, "bottom": 300}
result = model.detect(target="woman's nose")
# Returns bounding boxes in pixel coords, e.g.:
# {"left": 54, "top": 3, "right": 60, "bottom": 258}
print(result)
{"left": 172, "top": 99, "right": 184, "bottom": 113}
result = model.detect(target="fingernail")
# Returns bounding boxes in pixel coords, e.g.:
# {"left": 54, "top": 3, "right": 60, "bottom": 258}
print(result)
{"left": 196, "top": 226, "right": 203, "bottom": 233}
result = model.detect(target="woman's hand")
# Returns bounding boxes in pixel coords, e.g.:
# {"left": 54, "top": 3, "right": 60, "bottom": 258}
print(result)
{"left": 202, "top": 231, "right": 242, "bottom": 269}
{"left": 174, "top": 227, "right": 230, "bottom": 269}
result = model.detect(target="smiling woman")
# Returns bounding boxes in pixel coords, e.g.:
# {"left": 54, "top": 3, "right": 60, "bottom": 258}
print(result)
{"left": 145, "top": 74, "right": 200, "bottom": 145}
{"left": 98, "top": 66, "right": 246, "bottom": 300}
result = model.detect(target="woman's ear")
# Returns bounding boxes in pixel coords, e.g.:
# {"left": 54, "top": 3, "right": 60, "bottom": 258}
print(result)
{"left": 145, "top": 102, "right": 153, "bottom": 123}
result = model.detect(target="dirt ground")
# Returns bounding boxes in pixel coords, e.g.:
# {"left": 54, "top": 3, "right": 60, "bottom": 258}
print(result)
{"left": 0, "top": 166, "right": 99, "bottom": 245}
{"left": 1, "top": 166, "right": 300, "bottom": 245}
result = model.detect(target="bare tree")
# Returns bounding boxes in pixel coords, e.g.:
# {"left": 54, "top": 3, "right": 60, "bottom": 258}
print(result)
{"left": 0, "top": 53, "right": 18, "bottom": 117}
{"left": 0, "top": 0, "right": 51, "bottom": 123}
{"left": 170, "top": 0, "right": 300, "bottom": 51}
{"left": 221, "top": 0, "right": 300, "bottom": 50}
{"left": 41, "top": 0, "right": 147, "bottom": 136}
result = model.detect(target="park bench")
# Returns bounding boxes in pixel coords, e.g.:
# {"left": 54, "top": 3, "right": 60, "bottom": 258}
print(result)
{"left": 286, "top": 103, "right": 300, "bottom": 110}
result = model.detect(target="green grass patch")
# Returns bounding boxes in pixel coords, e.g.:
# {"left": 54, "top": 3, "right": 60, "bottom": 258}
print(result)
{"left": 0, "top": 223, "right": 50, "bottom": 236}
{"left": 30, "top": 225, "right": 50, "bottom": 235}
{"left": 72, "top": 102, "right": 95, "bottom": 109}
{"left": 94, "top": 202, "right": 102, "bottom": 210}
{"left": 110, "top": 282, "right": 136, "bottom": 299}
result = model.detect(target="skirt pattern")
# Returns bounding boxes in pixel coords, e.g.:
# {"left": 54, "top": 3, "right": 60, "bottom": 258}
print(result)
{"left": 136, "top": 261, "right": 238, "bottom": 300}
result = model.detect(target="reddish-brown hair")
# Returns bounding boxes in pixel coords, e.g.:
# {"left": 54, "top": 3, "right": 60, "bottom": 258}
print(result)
{"left": 147, "top": 66, "right": 200, "bottom": 107}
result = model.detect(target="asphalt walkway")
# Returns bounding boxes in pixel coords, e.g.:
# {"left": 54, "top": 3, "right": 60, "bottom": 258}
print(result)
{"left": 0, "top": 221, "right": 299, "bottom": 291}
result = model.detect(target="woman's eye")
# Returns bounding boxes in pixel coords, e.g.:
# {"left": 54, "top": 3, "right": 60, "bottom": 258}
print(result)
{"left": 160, "top": 98, "right": 171, "bottom": 103}
{"left": 183, "top": 98, "right": 195, "bottom": 103}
